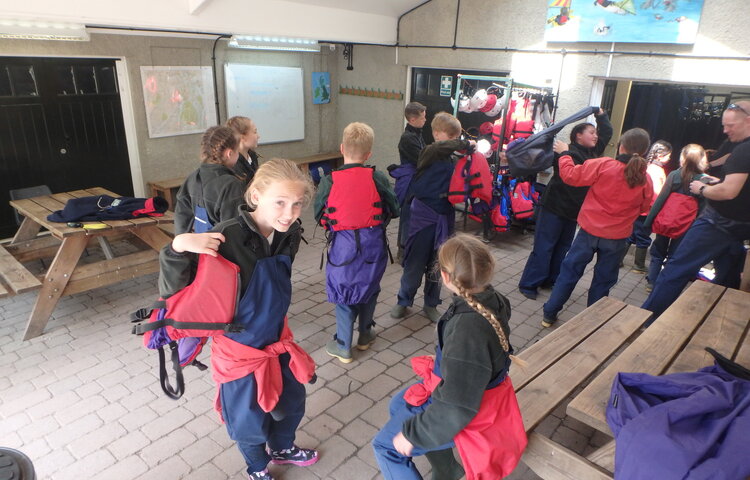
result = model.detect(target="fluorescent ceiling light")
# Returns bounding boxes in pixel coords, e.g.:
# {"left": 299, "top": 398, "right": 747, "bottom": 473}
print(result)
{"left": 0, "top": 19, "right": 89, "bottom": 41}
{"left": 228, "top": 35, "right": 320, "bottom": 52}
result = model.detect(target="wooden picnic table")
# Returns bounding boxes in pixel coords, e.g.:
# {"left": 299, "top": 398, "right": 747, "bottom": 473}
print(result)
{"left": 512, "top": 281, "right": 750, "bottom": 479}
{"left": 2, "top": 187, "right": 174, "bottom": 340}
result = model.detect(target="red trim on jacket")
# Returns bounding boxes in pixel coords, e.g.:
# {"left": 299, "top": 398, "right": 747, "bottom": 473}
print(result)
{"left": 211, "top": 318, "right": 315, "bottom": 417}
{"left": 559, "top": 155, "right": 654, "bottom": 239}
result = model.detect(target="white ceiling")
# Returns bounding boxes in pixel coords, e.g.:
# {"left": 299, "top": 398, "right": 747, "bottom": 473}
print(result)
{"left": 2, "top": 0, "right": 429, "bottom": 44}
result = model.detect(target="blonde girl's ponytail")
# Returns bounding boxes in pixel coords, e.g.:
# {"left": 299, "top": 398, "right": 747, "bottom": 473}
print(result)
{"left": 619, "top": 128, "right": 651, "bottom": 188}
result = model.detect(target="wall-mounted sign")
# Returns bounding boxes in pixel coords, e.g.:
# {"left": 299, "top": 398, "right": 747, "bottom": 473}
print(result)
{"left": 440, "top": 75, "right": 453, "bottom": 97}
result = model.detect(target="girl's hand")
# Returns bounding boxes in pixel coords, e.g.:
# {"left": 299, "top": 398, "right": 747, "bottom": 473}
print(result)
{"left": 553, "top": 140, "right": 569, "bottom": 154}
{"left": 392, "top": 432, "right": 414, "bottom": 457}
{"left": 172, "top": 232, "right": 225, "bottom": 256}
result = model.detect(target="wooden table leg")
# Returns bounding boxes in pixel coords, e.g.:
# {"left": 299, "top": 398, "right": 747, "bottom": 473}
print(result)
{"left": 23, "top": 235, "right": 88, "bottom": 340}
{"left": 11, "top": 217, "right": 42, "bottom": 245}
{"left": 129, "top": 225, "right": 173, "bottom": 251}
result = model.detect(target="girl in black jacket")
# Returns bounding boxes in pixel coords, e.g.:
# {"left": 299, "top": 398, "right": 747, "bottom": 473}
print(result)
{"left": 174, "top": 125, "right": 245, "bottom": 234}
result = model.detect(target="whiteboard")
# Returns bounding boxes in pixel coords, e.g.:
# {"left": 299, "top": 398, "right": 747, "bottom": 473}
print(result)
{"left": 224, "top": 64, "right": 304, "bottom": 144}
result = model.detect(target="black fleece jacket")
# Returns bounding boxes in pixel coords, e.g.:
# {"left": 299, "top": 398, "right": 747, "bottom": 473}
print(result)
{"left": 540, "top": 112, "right": 613, "bottom": 221}
{"left": 402, "top": 287, "right": 513, "bottom": 449}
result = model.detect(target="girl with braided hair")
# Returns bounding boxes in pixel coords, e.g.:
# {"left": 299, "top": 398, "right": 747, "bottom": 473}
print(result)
{"left": 173, "top": 125, "right": 246, "bottom": 234}
{"left": 373, "top": 233, "right": 527, "bottom": 480}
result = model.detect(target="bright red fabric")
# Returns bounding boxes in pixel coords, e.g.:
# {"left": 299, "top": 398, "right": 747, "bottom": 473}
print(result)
{"left": 211, "top": 318, "right": 315, "bottom": 418}
{"left": 651, "top": 192, "right": 699, "bottom": 239}
{"left": 403, "top": 355, "right": 527, "bottom": 479}
{"left": 559, "top": 155, "right": 653, "bottom": 239}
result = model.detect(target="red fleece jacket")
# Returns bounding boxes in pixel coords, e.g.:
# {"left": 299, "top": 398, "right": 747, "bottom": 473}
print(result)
{"left": 559, "top": 155, "right": 653, "bottom": 239}
{"left": 211, "top": 318, "right": 315, "bottom": 417}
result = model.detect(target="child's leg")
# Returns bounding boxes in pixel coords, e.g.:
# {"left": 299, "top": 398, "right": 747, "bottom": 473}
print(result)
{"left": 397, "top": 227, "right": 436, "bottom": 307}
{"left": 372, "top": 388, "right": 454, "bottom": 480}
{"left": 334, "top": 303, "right": 358, "bottom": 351}
{"left": 356, "top": 291, "right": 379, "bottom": 350}
{"left": 647, "top": 235, "right": 669, "bottom": 285}
{"left": 543, "top": 230, "right": 597, "bottom": 321}
{"left": 236, "top": 442, "right": 271, "bottom": 475}
{"left": 588, "top": 237, "right": 627, "bottom": 305}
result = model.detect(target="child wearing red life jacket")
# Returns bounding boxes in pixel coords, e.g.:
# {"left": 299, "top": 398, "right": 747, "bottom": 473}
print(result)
{"left": 643, "top": 144, "right": 708, "bottom": 291}
{"left": 314, "top": 122, "right": 400, "bottom": 364}
{"left": 391, "top": 112, "right": 474, "bottom": 323}
{"left": 159, "top": 159, "right": 318, "bottom": 480}
{"left": 174, "top": 125, "right": 246, "bottom": 234}
{"left": 373, "top": 234, "right": 527, "bottom": 480}
{"left": 542, "top": 128, "right": 654, "bottom": 327}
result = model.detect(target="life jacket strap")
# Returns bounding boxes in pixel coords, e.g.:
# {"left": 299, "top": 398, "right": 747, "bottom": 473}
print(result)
{"left": 158, "top": 341, "right": 185, "bottom": 400}
{"left": 132, "top": 318, "right": 245, "bottom": 335}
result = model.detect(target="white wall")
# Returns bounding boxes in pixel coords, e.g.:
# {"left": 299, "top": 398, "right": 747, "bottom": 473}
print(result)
{"left": 334, "top": 0, "right": 750, "bottom": 165}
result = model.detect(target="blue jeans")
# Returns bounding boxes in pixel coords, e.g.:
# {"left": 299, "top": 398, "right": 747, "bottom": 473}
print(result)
{"left": 647, "top": 234, "right": 683, "bottom": 285}
{"left": 642, "top": 208, "right": 750, "bottom": 319}
{"left": 397, "top": 225, "right": 441, "bottom": 308}
{"left": 334, "top": 292, "right": 378, "bottom": 350}
{"left": 543, "top": 229, "right": 627, "bottom": 320}
{"left": 372, "top": 388, "right": 455, "bottom": 480}
{"left": 627, "top": 216, "right": 652, "bottom": 248}
{"left": 518, "top": 207, "right": 577, "bottom": 294}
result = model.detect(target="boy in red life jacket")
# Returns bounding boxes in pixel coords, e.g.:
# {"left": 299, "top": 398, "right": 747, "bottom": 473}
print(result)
{"left": 391, "top": 112, "right": 475, "bottom": 323}
{"left": 314, "top": 122, "right": 400, "bottom": 363}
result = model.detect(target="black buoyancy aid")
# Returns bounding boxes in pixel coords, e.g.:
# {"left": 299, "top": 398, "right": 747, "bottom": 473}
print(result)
{"left": 448, "top": 151, "right": 493, "bottom": 205}
{"left": 193, "top": 170, "right": 212, "bottom": 233}
{"left": 321, "top": 166, "right": 384, "bottom": 231}
{"left": 131, "top": 253, "right": 244, "bottom": 399}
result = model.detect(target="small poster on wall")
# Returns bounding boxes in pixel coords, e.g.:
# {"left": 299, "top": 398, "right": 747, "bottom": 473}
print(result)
{"left": 312, "top": 72, "right": 331, "bottom": 104}
{"left": 140, "top": 66, "right": 216, "bottom": 138}
{"left": 544, "top": 0, "right": 705, "bottom": 44}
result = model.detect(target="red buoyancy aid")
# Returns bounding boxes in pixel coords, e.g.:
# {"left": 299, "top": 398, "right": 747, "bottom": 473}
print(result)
{"left": 651, "top": 192, "right": 699, "bottom": 239}
{"left": 322, "top": 166, "right": 384, "bottom": 231}
{"left": 510, "top": 181, "right": 537, "bottom": 219}
{"left": 448, "top": 151, "right": 493, "bottom": 205}
{"left": 131, "top": 253, "right": 243, "bottom": 399}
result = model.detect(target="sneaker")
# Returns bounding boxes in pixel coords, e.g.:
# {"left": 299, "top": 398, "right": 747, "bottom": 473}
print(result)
{"left": 248, "top": 469, "right": 273, "bottom": 480}
{"left": 390, "top": 304, "right": 407, "bottom": 319}
{"left": 269, "top": 445, "right": 319, "bottom": 467}
{"left": 541, "top": 315, "right": 556, "bottom": 328}
{"left": 519, "top": 288, "right": 538, "bottom": 300}
{"left": 356, "top": 330, "right": 376, "bottom": 351}
{"left": 423, "top": 306, "right": 441, "bottom": 322}
{"left": 325, "top": 340, "right": 352, "bottom": 364}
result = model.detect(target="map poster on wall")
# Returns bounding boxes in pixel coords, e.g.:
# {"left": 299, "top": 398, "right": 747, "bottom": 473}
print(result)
{"left": 140, "top": 66, "right": 216, "bottom": 138}
{"left": 312, "top": 72, "right": 331, "bottom": 105}
{"left": 545, "top": 0, "right": 705, "bottom": 44}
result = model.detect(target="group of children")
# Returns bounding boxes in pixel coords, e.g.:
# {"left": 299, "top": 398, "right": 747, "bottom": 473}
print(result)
{"left": 165, "top": 106, "right": 524, "bottom": 479}
{"left": 161, "top": 99, "right": 717, "bottom": 478}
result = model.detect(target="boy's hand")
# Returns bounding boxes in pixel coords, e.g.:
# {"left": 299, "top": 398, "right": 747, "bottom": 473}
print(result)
{"left": 393, "top": 432, "right": 414, "bottom": 457}
{"left": 172, "top": 232, "right": 225, "bottom": 257}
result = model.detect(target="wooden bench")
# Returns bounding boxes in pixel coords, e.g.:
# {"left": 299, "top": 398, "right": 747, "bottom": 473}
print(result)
{"left": 0, "top": 245, "right": 42, "bottom": 299}
{"left": 510, "top": 297, "right": 652, "bottom": 479}
{"left": 289, "top": 151, "right": 344, "bottom": 171}
{"left": 148, "top": 177, "right": 185, "bottom": 212}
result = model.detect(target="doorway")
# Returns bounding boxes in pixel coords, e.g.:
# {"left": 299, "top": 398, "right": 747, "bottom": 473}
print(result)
{"left": 0, "top": 56, "right": 133, "bottom": 238}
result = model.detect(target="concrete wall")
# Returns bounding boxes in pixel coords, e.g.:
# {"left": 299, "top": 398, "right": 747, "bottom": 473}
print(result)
{"left": 0, "top": 33, "right": 339, "bottom": 194}
{"left": 336, "top": 0, "right": 750, "bottom": 170}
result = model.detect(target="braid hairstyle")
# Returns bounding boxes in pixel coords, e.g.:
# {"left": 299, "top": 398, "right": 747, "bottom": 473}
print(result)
{"left": 438, "top": 234, "right": 524, "bottom": 366}
{"left": 200, "top": 125, "right": 239, "bottom": 165}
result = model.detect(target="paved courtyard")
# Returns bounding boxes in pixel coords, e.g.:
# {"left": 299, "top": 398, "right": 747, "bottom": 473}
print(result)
{"left": 0, "top": 208, "right": 652, "bottom": 479}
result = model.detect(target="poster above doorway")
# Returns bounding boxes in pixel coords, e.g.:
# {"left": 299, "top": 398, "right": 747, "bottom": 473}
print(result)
{"left": 545, "top": 0, "right": 705, "bottom": 44}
